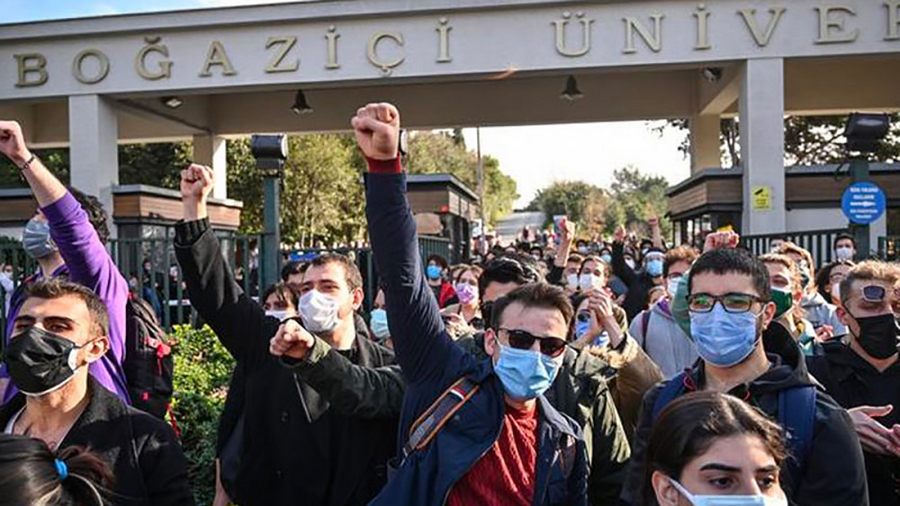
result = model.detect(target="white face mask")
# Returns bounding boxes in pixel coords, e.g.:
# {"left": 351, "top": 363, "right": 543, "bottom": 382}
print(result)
{"left": 566, "top": 273, "right": 579, "bottom": 290}
{"left": 835, "top": 246, "right": 853, "bottom": 261}
{"left": 299, "top": 290, "right": 341, "bottom": 334}
{"left": 579, "top": 273, "right": 602, "bottom": 292}
{"left": 625, "top": 259, "right": 636, "bottom": 270}
{"left": 668, "top": 478, "right": 787, "bottom": 506}
{"left": 265, "top": 309, "right": 289, "bottom": 322}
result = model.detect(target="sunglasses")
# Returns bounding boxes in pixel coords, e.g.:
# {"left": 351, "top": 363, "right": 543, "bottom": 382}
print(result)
{"left": 498, "top": 328, "right": 567, "bottom": 358}
{"left": 575, "top": 311, "right": 593, "bottom": 323}
{"left": 858, "top": 284, "right": 887, "bottom": 303}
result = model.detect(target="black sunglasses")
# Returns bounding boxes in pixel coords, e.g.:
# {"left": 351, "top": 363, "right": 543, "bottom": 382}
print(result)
{"left": 498, "top": 328, "right": 567, "bottom": 358}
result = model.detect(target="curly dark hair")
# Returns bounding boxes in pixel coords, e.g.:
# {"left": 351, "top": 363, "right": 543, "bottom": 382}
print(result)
{"left": 68, "top": 187, "right": 110, "bottom": 245}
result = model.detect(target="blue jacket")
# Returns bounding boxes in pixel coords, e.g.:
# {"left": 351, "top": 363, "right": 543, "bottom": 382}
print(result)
{"left": 366, "top": 171, "right": 588, "bottom": 506}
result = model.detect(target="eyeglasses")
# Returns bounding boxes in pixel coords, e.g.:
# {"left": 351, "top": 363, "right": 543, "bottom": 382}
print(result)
{"left": 688, "top": 293, "right": 767, "bottom": 314}
{"left": 498, "top": 328, "right": 567, "bottom": 357}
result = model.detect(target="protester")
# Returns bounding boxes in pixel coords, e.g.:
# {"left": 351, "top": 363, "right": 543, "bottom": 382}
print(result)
{"left": 546, "top": 217, "right": 582, "bottom": 295}
{"left": 612, "top": 225, "right": 665, "bottom": 320}
{"left": 0, "top": 434, "right": 115, "bottom": 506}
{"left": 280, "top": 260, "right": 306, "bottom": 287}
{"left": 629, "top": 245, "right": 699, "bottom": 378}
{"left": 369, "top": 288, "right": 392, "bottom": 348}
{"left": 0, "top": 279, "right": 193, "bottom": 505}
{"left": 816, "top": 259, "right": 855, "bottom": 306}
{"left": 175, "top": 164, "right": 400, "bottom": 506}
{"left": 621, "top": 247, "right": 869, "bottom": 505}
{"left": 441, "top": 265, "right": 484, "bottom": 338}
{"left": 759, "top": 253, "right": 821, "bottom": 353}
{"left": 354, "top": 102, "right": 589, "bottom": 505}
{"left": 0, "top": 120, "right": 129, "bottom": 404}
{"left": 834, "top": 233, "right": 857, "bottom": 262}
{"left": 569, "top": 290, "right": 663, "bottom": 441}
{"left": 425, "top": 254, "right": 456, "bottom": 307}
{"left": 777, "top": 242, "right": 846, "bottom": 335}
{"left": 643, "top": 391, "right": 788, "bottom": 506}
{"left": 806, "top": 260, "right": 900, "bottom": 505}
{"left": 578, "top": 255, "right": 610, "bottom": 295}
{"left": 213, "top": 281, "right": 300, "bottom": 506}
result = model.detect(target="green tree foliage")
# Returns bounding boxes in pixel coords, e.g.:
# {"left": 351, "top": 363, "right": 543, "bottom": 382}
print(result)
{"left": 658, "top": 114, "right": 900, "bottom": 168}
{"left": 405, "top": 131, "right": 518, "bottom": 224}
{"left": 170, "top": 324, "right": 235, "bottom": 506}
{"left": 528, "top": 166, "right": 670, "bottom": 240}
{"left": 526, "top": 181, "right": 609, "bottom": 239}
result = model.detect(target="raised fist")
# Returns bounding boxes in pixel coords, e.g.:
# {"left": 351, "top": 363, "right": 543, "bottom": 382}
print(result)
{"left": 703, "top": 231, "right": 740, "bottom": 253}
{"left": 350, "top": 103, "right": 400, "bottom": 161}
{"left": 269, "top": 318, "right": 316, "bottom": 361}
{"left": 560, "top": 218, "right": 576, "bottom": 245}
{"left": 0, "top": 120, "right": 31, "bottom": 165}
{"left": 180, "top": 164, "right": 214, "bottom": 202}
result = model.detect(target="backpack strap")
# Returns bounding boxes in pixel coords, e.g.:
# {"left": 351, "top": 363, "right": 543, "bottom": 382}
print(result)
{"left": 777, "top": 385, "right": 816, "bottom": 480}
{"left": 651, "top": 371, "right": 690, "bottom": 421}
{"left": 402, "top": 376, "right": 480, "bottom": 459}
{"left": 640, "top": 310, "right": 652, "bottom": 350}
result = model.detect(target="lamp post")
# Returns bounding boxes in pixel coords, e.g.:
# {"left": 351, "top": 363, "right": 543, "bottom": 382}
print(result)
{"left": 250, "top": 134, "right": 288, "bottom": 291}
{"left": 843, "top": 113, "right": 890, "bottom": 258}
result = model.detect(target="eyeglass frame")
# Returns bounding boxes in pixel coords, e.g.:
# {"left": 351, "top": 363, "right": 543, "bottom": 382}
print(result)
{"left": 687, "top": 292, "right": 769, "bottom": 314}
{"left": 495, "top": 327, "right": 568, "bottom": 358}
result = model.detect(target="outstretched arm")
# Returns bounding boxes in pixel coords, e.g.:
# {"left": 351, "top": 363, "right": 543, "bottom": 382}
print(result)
{"left": 353, "top": 103, "right": 466, "bottom": 386}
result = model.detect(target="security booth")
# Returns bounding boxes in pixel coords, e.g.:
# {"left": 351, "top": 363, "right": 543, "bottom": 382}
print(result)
{"left": 406, "top": 174, "right": 479, "bottom": 264}
{"left": 667, "top": 163, "right": 900, "bottom": 264}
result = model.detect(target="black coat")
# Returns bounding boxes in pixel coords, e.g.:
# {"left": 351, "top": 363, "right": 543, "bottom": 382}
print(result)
{"left": 620, "top": 340, "right": 869, "bottom": 506}
{"left": 0, "top": 377, "right": 194, "bottom": 505}
{"left": 610, "top": 242, "right": 658, "bottom": 321}
{"left": 807, "top": 339, "right": 900, "bottom": 505}
{"left": 174, "top": 218, "right": 400, "bottom": 506}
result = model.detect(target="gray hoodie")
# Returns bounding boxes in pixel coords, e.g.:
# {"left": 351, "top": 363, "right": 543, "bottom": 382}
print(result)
{"left": 629, "top": 298, "right": 698, "bottom": 379}
{"left": 802, "top": 292, "right": 847, "bottom": 336}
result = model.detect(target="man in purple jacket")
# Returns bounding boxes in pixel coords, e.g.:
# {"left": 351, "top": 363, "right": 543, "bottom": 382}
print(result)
{"left": 0, "top": 120, "right": 129, "bottom": 403}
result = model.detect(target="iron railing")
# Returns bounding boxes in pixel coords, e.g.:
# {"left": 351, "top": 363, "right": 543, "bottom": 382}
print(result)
{"left": 878, "top": 236, "right": 900, "bottom": 261}
{"left": 741, "top": 229, "right": 846, "bottom": 267}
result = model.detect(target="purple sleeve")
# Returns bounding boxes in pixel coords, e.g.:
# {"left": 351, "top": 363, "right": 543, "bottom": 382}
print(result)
{"left": 42, "top": 192, "right": 130, "bottom": 401}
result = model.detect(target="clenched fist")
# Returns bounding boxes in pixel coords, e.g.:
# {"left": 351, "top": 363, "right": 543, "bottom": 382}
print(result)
{"left": 350, "top": 103, "right": 400, "bottom": 161}
{"left": 270, "top": 318, "right": 316, "bottom": 361}
{"left": 180, "top": 164, "right": 214, "bottom": 202}
{"left": 0, "top": 120, "right": 31, "bottom": 165}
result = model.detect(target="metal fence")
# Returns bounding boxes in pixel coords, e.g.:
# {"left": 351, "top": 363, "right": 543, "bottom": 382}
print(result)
{"left": 1, "top": 234, "right": 446, "bottom": 342}
{"left": 742, "top": 229, "right": 847, "bottom": 268}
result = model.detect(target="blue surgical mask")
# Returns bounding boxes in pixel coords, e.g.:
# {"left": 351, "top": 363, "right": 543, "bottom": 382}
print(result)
{"left": 669, "top": 478, "right": 786, "bottom": 506}
{"left": 493, "top": 343, "right": 560, "bottom": 400}
{"left": 600, "top": 254, "right": 612, "bottom": 264}
{"left": 22, "top": 218, "right": 58, "bottom": 260}
{"left": 369, "top": 308, "right": 390, "bottom": 339}
{"left": 426, "top": 265, "right": 442, "bottom": 280}
{"left": 646, "top": 259, "right": 664, "bottom": 277}
{"left": 592, "top": 331, "right": 610, "bottom": 347}
{"left": 690, "top": 304, "right": 761, "bottom": 368}
{"left": 574, "top": 319, "right": 592, "bottom": 340}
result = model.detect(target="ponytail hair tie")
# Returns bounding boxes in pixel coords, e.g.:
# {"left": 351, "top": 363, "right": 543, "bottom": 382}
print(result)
{"left": 54, "top": 459, "right": 69, "bottom": 480}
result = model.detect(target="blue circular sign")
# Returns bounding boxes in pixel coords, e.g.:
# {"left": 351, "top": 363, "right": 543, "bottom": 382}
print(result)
{"left": 841, "top": 182, "right": 886, "bottom": 225}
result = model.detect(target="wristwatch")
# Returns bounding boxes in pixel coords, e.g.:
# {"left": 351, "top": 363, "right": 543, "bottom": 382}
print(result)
{"left": 398, "top": 129, "right": 408, "bottom": 158}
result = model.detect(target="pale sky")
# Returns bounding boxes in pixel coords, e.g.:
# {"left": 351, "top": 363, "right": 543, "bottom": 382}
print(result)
{"left": 6, "top": 0, "right": 692, "bottom": 208}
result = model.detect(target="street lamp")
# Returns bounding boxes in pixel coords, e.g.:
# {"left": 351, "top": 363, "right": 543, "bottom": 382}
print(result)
{"left": 250, "top": 134, "right": 288, "bottom": 291}
{"left": 843, "top": 113, "right": 891, "bottom": 259}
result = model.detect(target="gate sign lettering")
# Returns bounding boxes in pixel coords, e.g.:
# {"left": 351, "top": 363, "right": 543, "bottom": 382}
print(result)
{"left": 841, "top": 182, "right": 886, "bottom": 225}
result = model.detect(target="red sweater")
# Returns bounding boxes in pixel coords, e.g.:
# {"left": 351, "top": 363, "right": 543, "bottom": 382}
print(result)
{"left": 446, "top": 403, "right": 539, "bottom": 506}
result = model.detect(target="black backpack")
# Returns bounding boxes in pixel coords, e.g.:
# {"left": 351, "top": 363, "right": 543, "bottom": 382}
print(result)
{"left": 123, "top": 296, "right": 174, "bottom": 420}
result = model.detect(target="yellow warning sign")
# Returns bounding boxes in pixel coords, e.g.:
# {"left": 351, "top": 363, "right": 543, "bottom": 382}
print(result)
{"left": 751, "top": 186, "right": 772, "bottom": 211}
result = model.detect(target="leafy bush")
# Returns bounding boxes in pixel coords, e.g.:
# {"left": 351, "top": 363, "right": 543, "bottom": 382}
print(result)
{"left": 169, "top": 324, "right": 235, "bottom": 505}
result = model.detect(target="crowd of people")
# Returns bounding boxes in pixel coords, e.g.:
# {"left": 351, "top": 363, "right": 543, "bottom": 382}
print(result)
{"left": 0, "top": 102, "right": 897, "bottom": 506}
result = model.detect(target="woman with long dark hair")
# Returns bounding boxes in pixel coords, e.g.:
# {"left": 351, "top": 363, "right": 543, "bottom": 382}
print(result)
{"left": 642, "top": 391, "right": 788, "bottom": 506}
{"left": 0, "top": 434, "right": 113, "bottom": 505}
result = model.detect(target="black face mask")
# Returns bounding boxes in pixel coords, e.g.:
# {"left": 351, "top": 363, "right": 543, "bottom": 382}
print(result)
{"left": 3, "top": 327, "right": 85, "bottom": 396}
{"left": 850, "top": 312, "right": 900, "bottom": 360}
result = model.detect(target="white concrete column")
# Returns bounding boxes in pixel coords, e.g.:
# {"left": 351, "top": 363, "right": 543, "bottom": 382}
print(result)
{"left": 68, "top": 95, "right": 119, "bottom": 235}
{"left": 690, "top": 114, "right": 721, "bottom": 173}
{"left": 739, "top": 58, "right": 785, "bottom": 234}
{"left": 192, "top": 134, "right": 227, "bottom": 199}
